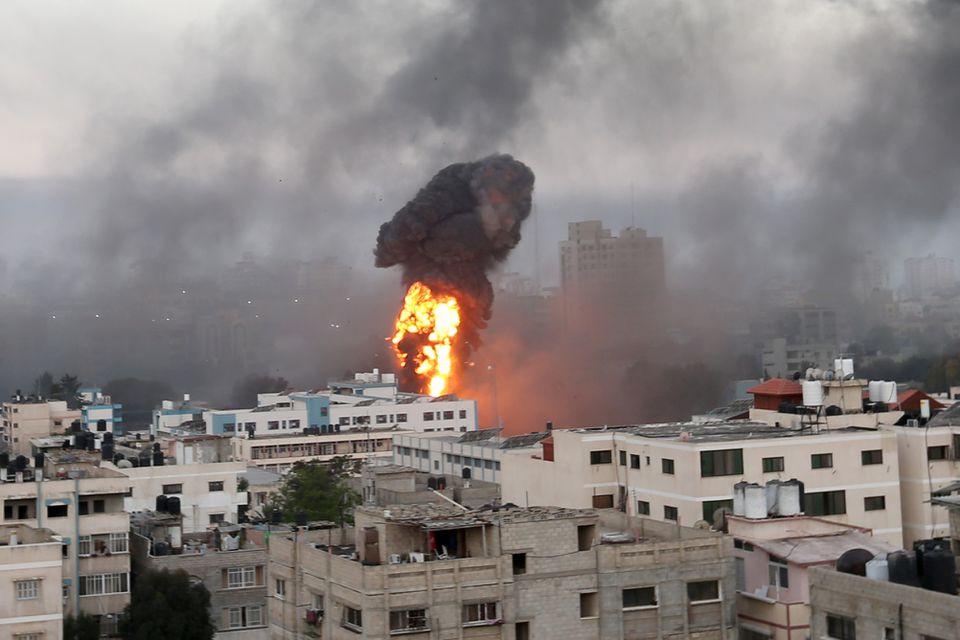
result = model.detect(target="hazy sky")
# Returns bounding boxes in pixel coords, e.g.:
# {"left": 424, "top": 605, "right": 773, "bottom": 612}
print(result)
{"left": 2, "top": 0, "right": 959, "bottom": 295}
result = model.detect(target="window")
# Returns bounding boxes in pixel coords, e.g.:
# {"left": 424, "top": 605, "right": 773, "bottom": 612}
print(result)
{"left": 592, "top": 494, "right": 614, "bottom": 509}
{"left": 376, "top": 414, "right": 388, "bottom": 424}
{"left": 225, "top": 566, "right": 258, "bottom": 589}
{"left": 664, "top": 505, "right": 678, "bottom": 521}
{"left": 630, "top": 454, "right": 640, "bottom": 469}
{"left": 78, "top": 535, "right": 92, "bottom": 557}
{"left": 79, "top": 501, "right": 89, "bottom": 515}
{"left": 735, "top": 557, "right": 746, "bottom": 592}
{"left": 423, "top": 412, "right": 434, "bottom": 421}
{"left": 339, "top": 417, "right": 350, "bottom": 426}
{"left": 577, "top": 525, "right": 595, "bottom": 551}
{"left": 589, "top": 450, "right": 612, "bottom": 465}
{"left": 93, "top": 499, "right": 105, "bottom": 513}
{"left": 47, "top": 504, "right": 68, "bottom": 518}
{"left": 811, "top": 453, "right": 833, "bottom": 469}
{"left": 762, "top": 456, "right": 785, "bottom": 473}
{"left": 223, "top": 422, "right": 236, "bottom": 433}
{"left": 267, "top": 420, "right": 280, "bottom": 430}
{"left": 313, "top": 593, "right": 324, "bottom": 610}
{"left": 826, "top": 613, "right": 856, "bottom": 640}
{"left": 79, "top": 573, "right": 128, "bottom": 596}
{"left": 702, "top": 499, "right": 733, "bottom": 522}
{"left": 463, "top": 602, "right": 499, "bottom": 626}
{"left": 15, "top": 579, "right": 39, "bottom": 600}
{"left": 928, "top": 445, "right": 949, "bottom": 461}
{"left": 162, "top": 484, "right": 182, "bottom": 495}
{"left": 883, "top": 629, "right": 895, "bottom": 640}
{"left": 662, "top": 458, "right": 675, "bottom": 474}
{"left": 637, "top": 500, "right": 650, "bottom": 515}
{"left": 389, "top": 609, "right": 429, "bottom": 633}
{"left": 623, "top": 586, "right": 657, "bottom": 609}
{"left": 442, "top": 410, "right": 454, "bottom": 420}
{"left": 579, "top": 592, "right": 598, "bottom": 618}
{"left": 275, "top": 578, "right": 286, "bottom": 599}
{"left": 512, "top": 553, "right": 526, "bottom": 575}
{"left": 516, "top": 621, "right": 530, "bottom": 640}
{"left": 700, "top": 449, "right": 744, "bottom": 477}
{"left": 227, "top": 605, "right": 263, "bottom": 629}
{"left": 618, "top": 450, "right": 627, "bottom": 465}
{"left": 209, "top": 481, "right": 224, "bottom": 492}
{"left": 459, "top": 410, "right": 467, "bottom": 419}
{"left": 805, "top": 490, "right": 846, "bottom": 516}
{"left": 109, "top": 532, "right": 128, "bottom": 553}
{"left": 861, "top": 449, "right": 883, "bottom": 465}
{"left": 289, "top": 419, "right": 300, "bottom": 429}
{"left": 768, "top": 558, "right": 789, "bottom": 589}
{"left": 342, "top": 605, "right": 363, "bottom": 631}
{"left": 397, "top": 413, "right": 407, "bottom": 422}
{"left": 210, "top": 513, "right": 226, "bottom": 525}
{"left": 864, "top": 496, "right": 886, "bottom": 511}
{"left": 687, "top": 580, "right": 720, "bottom": 603}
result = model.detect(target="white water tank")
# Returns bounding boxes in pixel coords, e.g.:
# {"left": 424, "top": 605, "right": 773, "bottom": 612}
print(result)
{"left": 868, "top": 381, "right": 883, "bottom": 402}
{"left": 778, "top": 480, "right": 802, "bottom": 516}
{"left": 765, "top": 480, "right": 782, "bottom": 515}
{"left": 744, "top": 484, "right": 767, "bottom": 519}
{"left": 920, "top": 399, "right": 931, "bottom": 419}
{"left": 866, "top": 555, "right": 889, "bottom": 581}
{"left": 881, "top": 381, "right": 898, "bottom": 404}
{"left": 733, "top": 482, "right": 748, "bottom": 517}
{"left": 802, "top": 380, "right": 824, "bottom": 406}
{"left": 842, "top": 359, "right": 854, "bottom": 378}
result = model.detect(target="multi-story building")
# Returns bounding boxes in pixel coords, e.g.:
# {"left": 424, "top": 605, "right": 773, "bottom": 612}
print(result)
{"left": 729, "top": 514, "right": 893, "bottom": 640}
{"left": 500, "top": 421, "right": 905, "bottom": 547}
{"left": 390, "top": 428, "right": 550, "bottom": 484}
{"left": 200, "top": 370, "right": 478, "bottom": 437}
{"left": 559, "top": 221, "right": 665, "bottom": 339}
{"left": 903, "top": 254, "right": 956, "bottom": 300}
{"left": 760, "top": 338, "right": 836, "bottom": 378}
{"left": 0, "top": 524, "right": 64, "bottom": 639}
{"left": 111, "top": 459, "right": 247, "bottom": 533}
{"left": 79, "top": 387, "right": 123, "bottom": 435}
{"left": 1, "top": 398, "right": 79, "bottom": 456}
{"left": 131, "top": 511, "right": 270, "bottom": 639}
{"left": 0, "top": 454, "right": 132, "bottom": 636}
{"left": 360, "top": 463, "right": 500, "bottom": 508}
{"left": 268, "top": 504, "right": 735, "bottom": 640}
{"left": 232, "top": 427, "right": 406, "bottom": 473}
{"left": 152, "top": 395, "right": 206, "bottom": 437}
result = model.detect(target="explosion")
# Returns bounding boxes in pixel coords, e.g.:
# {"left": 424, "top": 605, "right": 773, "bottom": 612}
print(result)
{"left": 390, "top": 282, "right": 462, "bottom": 396}
{"left": 375, "top": 154, "right": 535, "bottom": 394}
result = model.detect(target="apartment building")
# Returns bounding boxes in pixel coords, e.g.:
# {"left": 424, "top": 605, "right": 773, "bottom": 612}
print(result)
{"left": 361, "top": 464, "right": 500, "bottom": 508}
{"left": 390, "top": 429, "right": 550, "bottom": 484}
{"left": 0, "top": 454, "right": 132, "bottom": 636}
{"left": 0, "top": 524, "right": 63, "bottom": 639}
{"left": 79, "top": 390, "right": 123, "bottom": 436}
{"left": 500, "top": 421, "right": 905, "bottom": 547}
{"left": 109, "top": 459, "right": 247, "bottom": 533}
{"left": 1, "top": 398, "right": 79, "bottom": 456}
{"left": 200, "top": 370, "right": 478, "bottom": 438}
{"left": 268, "top": 504, "right": 734, "bottom": 640}
{"left": 729, "top": 515, "right": 893, "bottom": 640}
{"left": 232, "top": 428, "right": 406, "bottom": 472}
{"left": 131, "top": 511, "right": 270, "bottom": 639}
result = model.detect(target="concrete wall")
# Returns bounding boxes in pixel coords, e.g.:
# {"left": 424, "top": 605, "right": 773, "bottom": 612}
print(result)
{"left": 0, "top": 528, "right": 63, "bottom": 639}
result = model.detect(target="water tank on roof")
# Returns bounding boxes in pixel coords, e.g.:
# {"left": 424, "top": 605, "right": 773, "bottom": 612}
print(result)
{"left": 837, "top": 548, "right": 875, "bottom": 576}
{"left": 14, "top": 455, "right": 28, "bottom": 471}
{"left": 167, "top": 496, "right": 181, "bottom": 516}
{"left": 765, "top": 480, "right": 782, "bottom": 515}
{"left": 802, "top": 381, "right": 824, "bottom": 406}
{"left": 117, "top": 459, "right": 133, "bottom": 469}
{"left": 825, "top": 405, "right": 843, "bottom": 417}
{"left": 271, "top": 509, "right": 282, "bottom": 524}
{"left": 103, "top": 432, "right": 113, "bottom": 444}
{"left": 113, "top": 453, "right": 124, "bottom": 465}
{"left": 152, "top": 451, "right": 165, "bottom": 466}
{"left": 295, "top": 511, "right": 308, "bottom": 527}
{"left": 921, "top": 547, "right": 957, "bottom": 594}
{"left": 156, "top": 495, "right": 168, "bottom": 512}
{"left": 881, "top": 381, "right": 897, "bottom": 404}
{"left": 778, "top": 402, "right": 797, "bottom": 414}
{"left": 427, "top": 477, "right": 438, "bottom": 490}
{"left": 778, "top": 480, "right": 802, "bottom": 516}
{"left": 866, "top": 555, "right": 889, "bottom": 581}
{"left": 34, "top": 452, "right": 45, "bottom": 470}
{"left": 744, "top": 483, "right": 766, "bottom": 519}
{"left": 868, "top": 381, "right": 883, "bottom": 402}
{"left": 0, "top": 453, "right": 9, "bottom": 468}
{"left": 733, "top": 482, "right": 748, "bottom": 517}
{"left": 129, "top": 457, "right": 139, "bottom": 468}
{"left": 887, "top": 551, "right": 919, "bottom": 586}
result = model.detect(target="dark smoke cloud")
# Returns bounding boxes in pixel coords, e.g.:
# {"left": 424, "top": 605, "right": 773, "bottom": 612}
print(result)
{"left": 375, "top": 154, "right": 534, "bottom": 390}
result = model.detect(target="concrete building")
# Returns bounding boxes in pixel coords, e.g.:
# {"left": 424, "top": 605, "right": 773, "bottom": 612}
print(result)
{"left": 268, "top": 504, "right": 734, "bottom": 640}
{"left": 200, "top": 370, "right": 478, "bottom": 437}
{"left": 109, "top": 459, "right": 247, "bottom": 533}
{"left": 1, "top": 398, "right": 80, "bottom": 457}
{"left": 500, "top": 422, "right": 905, "bottom": 547}
{"left": 242, "top": 468, "right": 282, "bottom": 521}
{"left": 131, "top": 511, "right": 270, "bottom": 639}
{"left": 809, "top": 566, "right": 960, "bottom": 640}
{"left": 360, "top": 464, "right": 500, "bottom": 508}
{"left": 730, "top": 515, "right": 893, "bottom": 640}
{"left": 0, "top": 524, "right": 64, "bottom": 640}
{"left": 903, "top": 254, "right": 956, "bottom": 300}
{"left": 390, "top": 429, "right": 551, "bottom": 484}
{"left": 760, "top": 339, "right": 836, "bottom": 379}
{"left": 79, "top": 388, "right": 123, "bottom": 435}
{"left": 152, "top": 394, "right": 206, "bottom": 437}
{"left": 232, "top": 428, "right": 405, "bottom": 473}
{"left": 0, "top": 454, "right": 132, "bottom": 635}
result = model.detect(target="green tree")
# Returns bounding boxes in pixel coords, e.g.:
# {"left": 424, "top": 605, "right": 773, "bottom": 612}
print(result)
{"left": 64, "top": 612, "right": 100, "bottom": 640}
{"left": 50, "top": 373, "right": 83, "bottom": 407}
{"left": 230, "top": 373, "right": 289, "bottom": 407}
{"left": 34, "top": 371, "right": 55, "bottom": 398}
{"left": 120, "top": 568, "right": 214, "bottom": 640}
{"left": 274, "top": 460, "right": 360, "bottom": 524}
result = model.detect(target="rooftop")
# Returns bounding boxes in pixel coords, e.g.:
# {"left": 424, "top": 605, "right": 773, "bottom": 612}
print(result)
{"left": 747, "top": 379, "right": 802, "bottom": 396}
{"left": 359, "top": 503, "right": 599, "bottom": 530}
{"left": 566, "top": 420, "right": 880, "bottom": 443}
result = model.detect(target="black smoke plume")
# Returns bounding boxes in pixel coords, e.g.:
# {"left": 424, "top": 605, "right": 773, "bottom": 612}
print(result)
{"left": 375, "top": 154, "right": 535, "bottom": 391}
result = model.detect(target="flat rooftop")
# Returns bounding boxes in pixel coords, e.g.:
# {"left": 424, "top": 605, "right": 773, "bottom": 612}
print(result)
{"left": 566, "top": 420, "right": 880, "bottom": 443}
{"left": 361, "top": 503, "right": 600, "bottom": 530}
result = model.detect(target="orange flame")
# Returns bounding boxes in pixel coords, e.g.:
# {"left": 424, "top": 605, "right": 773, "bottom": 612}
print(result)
{"left": 391, "top": 282, "right": 461, "bottom": 396}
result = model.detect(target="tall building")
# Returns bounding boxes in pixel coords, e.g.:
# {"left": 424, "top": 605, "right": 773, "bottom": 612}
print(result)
{"left": 1, "top": 397, "right": 79, "bottom": 456}
{"left": 0, "top": 524, "right": 64, "bottom": 639}
{"left": 903, "top": 254, "right": 956, "bottom": 300}
{"left": 559, "top": 221, "right": 665, "bottom": 340}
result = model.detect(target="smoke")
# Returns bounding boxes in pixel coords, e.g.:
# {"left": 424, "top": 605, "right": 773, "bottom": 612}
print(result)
{"left": 374, "top": 154, "right": 535, "bottom": 389}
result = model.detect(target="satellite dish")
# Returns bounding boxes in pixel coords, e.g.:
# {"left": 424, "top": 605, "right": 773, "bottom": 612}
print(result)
{"left": 693, "top": 520, "right": 711, "bottom": 530}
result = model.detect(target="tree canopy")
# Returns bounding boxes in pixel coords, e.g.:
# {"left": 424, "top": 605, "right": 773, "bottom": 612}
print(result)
{"left": 64, "top": 613, "right": 100, "bottom": 640}
{"left": 271, "top": 458, "right": 360, "bottom": 524}
{"left": 120, "top": 568, "right": 214, "bottom": 640}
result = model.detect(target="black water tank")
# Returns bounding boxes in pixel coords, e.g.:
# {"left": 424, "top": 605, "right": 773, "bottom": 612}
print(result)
{"left": 129, "top": 457, "right": 140, "bottom": 468}
{"left": 427, "top": 477, "right": 438, "bottom": 490}
{"left": 921, "top": 547, "right": 957, "bottom": 594}
{"left": 152, "top": 442, "right": 161, "bottom": 452}
{"left": 113, "top": 453, "right": 125, "bottom": 465}
{"left": 0, "top": 452, "right": 9, "bottom": 468}
{"left": 887, "top": 551, "right": 920, "bottom": 586}
{"left": 436, "top": 476, "right": 447, "bottom": 490}
{"left": 101, "top": 444, "right": 114, "bottom": 461}
{"left": 167, "top": 496, "right": 181, "bottom": 515}
{"left": 296, "top": 511, "right": 308, "bottom": 526}
{"left": 34, "top": 452, "right": 44, "bottom": 469}
{"left": 103, "top": 432, "right": 114, "bottom": 444}
{"left": 70, "top": 420, "right": 81, "bottom": 432}
{"left": 836, "top": 548, "right": 874, "bottom": 576}
{"left": 86, "top": 434, "right": 96, "bottom": 452}
{"left": 14, "top": 455, "right": 28, "bottom": 471}
{"left": 825, "top": 405, "right": 843, "bottom": 417}
{"left": 156, "top": 495, "right": 169, "bottom": 512}
{"left": 271, "top": 509, "right": 282, "bottom": 524}
{"left": 96, "top": 418, "right": 107, "bottom": 432}
{"left": 873, "top": 402, "right": 888, "bottom": 413}
{"left": 153, "top": 451, "right": 165, "bottom": 466}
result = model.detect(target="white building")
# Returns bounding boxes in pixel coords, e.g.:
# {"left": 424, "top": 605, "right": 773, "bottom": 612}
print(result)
{"left": 903, "top": 254, "right": 956, "bottom": 300}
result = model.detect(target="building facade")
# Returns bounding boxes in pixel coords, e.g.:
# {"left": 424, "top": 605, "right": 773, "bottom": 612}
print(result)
{"left": 0, "top": 524, "right": 64, "bottom": 640}
{"left": 2, "top": 399, "right": 79, "bottom": 457}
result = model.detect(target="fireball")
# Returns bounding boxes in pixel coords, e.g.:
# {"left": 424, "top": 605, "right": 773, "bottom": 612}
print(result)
{"left": 391, "top": 282, "right": 461, "bottom": 396}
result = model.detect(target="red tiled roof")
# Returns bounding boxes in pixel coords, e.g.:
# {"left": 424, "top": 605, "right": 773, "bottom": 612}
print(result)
{"left": 746, "top": 378, "right": 803, "bottom": 396}
{"left": 897, "top": 388, "right": 945, "bottom": 410}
